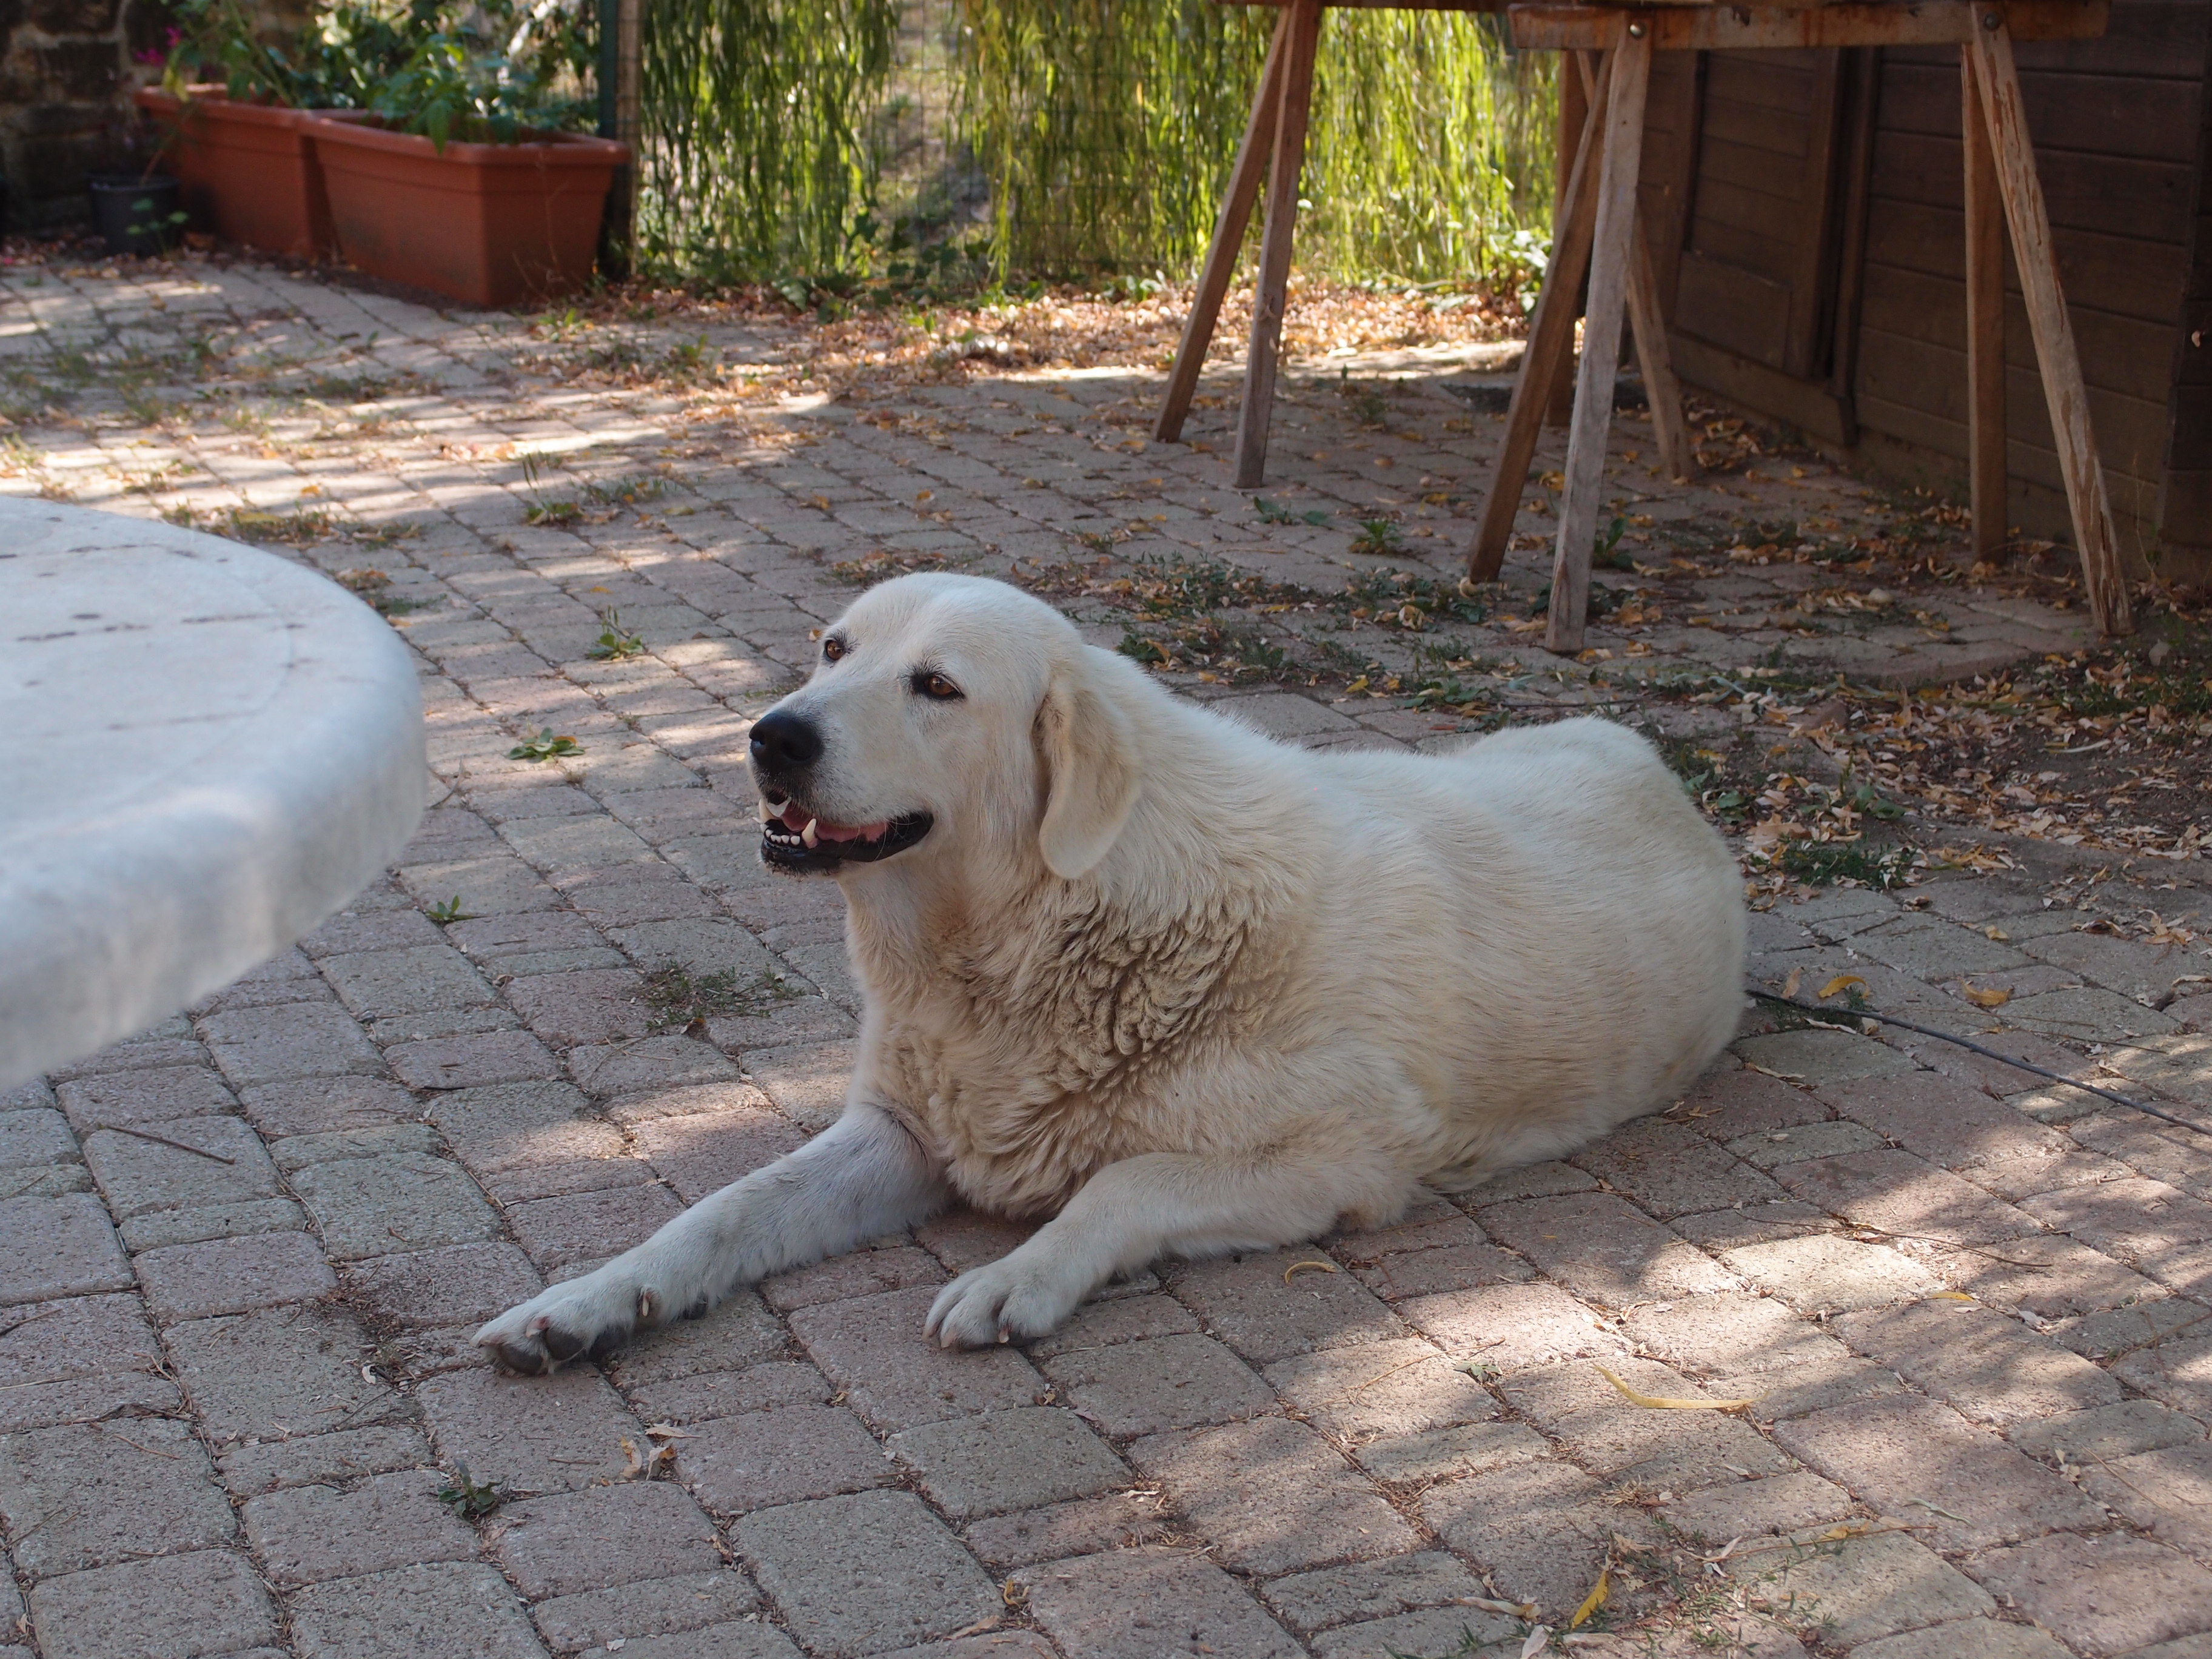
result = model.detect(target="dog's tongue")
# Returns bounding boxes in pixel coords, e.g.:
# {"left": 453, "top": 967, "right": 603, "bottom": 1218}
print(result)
{"left": 777, "top": 803, "right": 886, "bottom": 843}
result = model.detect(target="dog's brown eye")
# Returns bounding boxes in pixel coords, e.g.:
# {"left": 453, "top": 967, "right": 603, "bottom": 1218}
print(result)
{"left": 914, "top": 671, "right": 962, "bottom": 701}
{"left": 822, "top": 637, "right": 846, "bottom": 663}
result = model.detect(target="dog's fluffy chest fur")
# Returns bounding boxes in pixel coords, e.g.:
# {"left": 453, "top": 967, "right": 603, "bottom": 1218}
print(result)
{"left": 850, "top": 871, "right": 1289, "bottom": 1215}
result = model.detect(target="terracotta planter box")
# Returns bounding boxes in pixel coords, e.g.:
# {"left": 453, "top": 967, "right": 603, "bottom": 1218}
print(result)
{"left": 134, "top": 86, "right": 334, "bottom": 258}
{"left": 299, "top": 116, "right": 627, "bottom": 309}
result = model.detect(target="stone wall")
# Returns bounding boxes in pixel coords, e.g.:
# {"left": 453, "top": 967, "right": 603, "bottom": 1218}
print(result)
{"left": 1, "top": 0, "right": 172, "bottom": 232}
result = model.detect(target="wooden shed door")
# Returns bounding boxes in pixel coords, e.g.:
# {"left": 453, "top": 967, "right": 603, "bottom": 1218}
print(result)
{"left": 1670, "top": 50, "right": 1851, "bottom": 380}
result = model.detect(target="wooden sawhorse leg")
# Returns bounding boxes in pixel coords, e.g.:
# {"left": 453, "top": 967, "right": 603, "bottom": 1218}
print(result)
{"left": 1155, "top": 8, "right": 1295, "bottom": 444}
{"left": 1546, "top": 30, "right": 1653, "bottom": 654}
{"left": 1962, "top": 42, "right": 2005, "bottom": 565}
{"left": 1233, "top": 0, "right": 1324, "bottom": 488}
{"left": 1966, "top": 21, "right": 2130, "bottom": 634}
{"left": 1469, "top": 44, "right": 1692, "bottom": 586}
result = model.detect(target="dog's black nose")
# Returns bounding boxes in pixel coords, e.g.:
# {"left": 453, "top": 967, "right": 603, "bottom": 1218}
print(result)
{"left": 750, "top": 709, "right": 823, "bottom": 774}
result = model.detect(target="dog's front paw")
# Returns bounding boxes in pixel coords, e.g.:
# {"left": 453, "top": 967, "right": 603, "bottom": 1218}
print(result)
{"left": 474, "top": 1271, "right": 662, "bottom": 1375}
{"left": 924, "top": 1250, "right": 1088, "bottom": 1349}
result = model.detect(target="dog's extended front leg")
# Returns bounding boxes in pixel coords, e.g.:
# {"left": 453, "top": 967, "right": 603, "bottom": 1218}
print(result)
{"left": 476, "top": 1103, "right": 948, "bottom": 1373}
{"left": 925, "top": 1061, "right": 1423, "bottom": 1348}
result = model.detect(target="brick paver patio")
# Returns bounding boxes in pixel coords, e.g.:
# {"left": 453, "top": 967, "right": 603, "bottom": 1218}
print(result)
{"left": 2, "top": 253, "right": 2210, "bottom": 1659}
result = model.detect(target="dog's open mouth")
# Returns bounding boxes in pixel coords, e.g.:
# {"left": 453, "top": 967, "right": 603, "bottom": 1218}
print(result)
{"left": 759, "top": 796, "right": 933, "bottom": 871}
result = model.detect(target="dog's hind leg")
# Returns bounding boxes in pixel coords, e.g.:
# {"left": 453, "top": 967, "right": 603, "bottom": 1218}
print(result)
{"left": 475, "top": 1103, "right": 948, "bottom": 1374}
{"left": 926, "top": 1050, "right": 1424, "bottom": 1349}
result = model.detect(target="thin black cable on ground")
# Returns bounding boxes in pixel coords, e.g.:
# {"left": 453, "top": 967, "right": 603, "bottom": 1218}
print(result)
{"left": 1745, "top": 988, "right": 2212, "bottom": 1142}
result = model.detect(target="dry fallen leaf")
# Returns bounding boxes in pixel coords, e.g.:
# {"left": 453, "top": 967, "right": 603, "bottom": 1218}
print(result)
{"left": 1283, "top": 1260, "right": 1339, "bottom": 1285}
{"left": 1595, "top": 1364, "right": 1758, "bottom": 1411}
{"left": 1983, "top": 925, "right": 2011, "bottom": 941}
{"left": 1521, "top": 1625, "right": 1553, "bottom": 1659}
{"left": 1960, "top": 980, "right": 2012, "bottom": 1009}
{"left": 1780, "top": 967, "right": 1803, "bottom": 1000}
{"left": 1928, "top": 1292, "right": 1977, "bottom": 1302}
{"left": 1818, "top": 974, "right": 1868, "bottom": 1000}
{"left": 1569, "top": 1564, "right": 1610, "bottom": 1629}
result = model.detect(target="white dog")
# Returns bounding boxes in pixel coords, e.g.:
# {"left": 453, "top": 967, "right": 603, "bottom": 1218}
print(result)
{"left": 475, "top": 573, "right": 1744, "bottom": 1371}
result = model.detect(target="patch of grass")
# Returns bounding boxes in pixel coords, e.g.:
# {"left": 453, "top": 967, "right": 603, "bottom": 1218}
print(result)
{"left": 1775, "top": 839, "right": 1916, "bottom": 890}
{"left": 228, "top": 507, "right": 336, "bottom": 545}
{"left": 828, "top": 548, "right": 955, "bottom": 584}
{"left": 1349, "top": 515, "right": 1403, "bottom": 556}
{"left": 335, "top": 567, "right": 434, "bottom": 617}
{"left": 524, "top": 499, "right": 585, "bottom": 527}
{"left": 508, "top": 729, "right": 583, "bottom": 762}
{"left": 1340, "top": 568, "right": 1489, "bottom": 629}
{"left": 1254, "top": 495, "right": 1330, "bottom": 527}
{"left": 435, "top": 1469, "right": 506, "bottom": 1519}
{"left": 585, "top": 474, "right": 668, "bottom": 506}
{"left": 586, "top": 608, "right": 646, "bottom": 660}
{"left": 640, "top": 965, "right": 800, "bottom": 1031}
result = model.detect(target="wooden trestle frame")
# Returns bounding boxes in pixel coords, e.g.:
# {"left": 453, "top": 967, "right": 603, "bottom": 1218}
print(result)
{"left": 1154, "top": 0, "right": 2134, "bottom": 651}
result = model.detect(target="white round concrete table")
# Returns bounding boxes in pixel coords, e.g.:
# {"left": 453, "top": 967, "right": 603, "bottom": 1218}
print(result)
{"left": 0, "top": 500, "right": 425, "bottom": 1090}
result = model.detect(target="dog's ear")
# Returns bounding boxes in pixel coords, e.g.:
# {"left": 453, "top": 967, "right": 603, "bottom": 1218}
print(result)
{"left": 1036, "top": 651, "right": 1142, "bottom": 880}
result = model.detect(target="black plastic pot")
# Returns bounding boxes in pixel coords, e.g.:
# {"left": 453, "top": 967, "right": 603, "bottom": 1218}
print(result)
{"left": 86, "top": 172, "right": 185, "bottom": 256}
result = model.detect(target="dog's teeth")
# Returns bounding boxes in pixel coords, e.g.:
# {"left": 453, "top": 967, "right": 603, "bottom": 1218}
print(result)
{"left": 759, "top": 800, "right": 776, "bottom": 822}
{"left": 801, "top": 819, "right": 819, "bottom": 849}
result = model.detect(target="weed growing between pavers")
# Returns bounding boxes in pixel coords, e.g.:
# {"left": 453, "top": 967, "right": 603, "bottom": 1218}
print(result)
{"left": 639, "top": 965, "right": 800, "bottom": 1032}
{"left": 435, "top": 1469, "right": 507, "bottom": 1518}
{"left": 508, "top": 729, "right": 583, "bottom": 762}
{"left": 587, "top": 609, "right": 648, "bottom": 660}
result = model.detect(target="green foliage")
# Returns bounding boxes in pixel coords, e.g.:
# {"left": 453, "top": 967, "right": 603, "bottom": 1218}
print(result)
{"left": 1349, "top": 515, "right": 1403, "bottom": 556}
{"left": 435, "top": 1469, "right": 506, "bottom": 1518}
{"left": 1254, "top": 496, "right": 1329, "bottom": 527}
{"left": 508, "top": 728, "right": 583, "bottom": 760}
{"left": 587, "top": 608, "right": 646, "bottom": 659}
{"left": 1777, "top": 839, "right": 1915, "bottom": 890}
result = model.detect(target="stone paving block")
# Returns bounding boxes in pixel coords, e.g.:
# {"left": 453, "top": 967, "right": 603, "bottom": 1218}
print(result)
{"left": 1624, "top": 1289, "right": 1851, "bottom": 1376}
{"left": 1661, "top": 1469, "right": 1856, "bottom": 1542}
{"left": 301, "top": 910, "right": 448, "bottom": 958}
{"left": 1263, "top": 1336, "right": 1495, "bottom": 1441}
{"left": 504, "top": 968, "right": 652, "bottom": 1046}
{"left": 201, "top": 1004, "right": 386, "bottom": 1086}
{"left": 1344, "top": 1244, "right": 1532, "bottom": 1303}
{"left": 1478, "top": 1191, "right": 1734, "bottom": 1306}
{"left": 165, "top": 1305, "right": 403, "bottom": 1443}
{"left": 236, "top": 1077, "right": 420, "bottom": 1139}
{"left": 1676, "top": 1068, "right": 1834, "bottom": 1139}
{"left": 1307, "top": 1607, "right": 1522, "bottom": 1659}
{"left": 0, "top": 1417, "right": 236, "bottom": 1577}
{"left": 602, "top": 1623, "right": 800, "bottom": 1659}
{"left": 287, "top": 1561, "right": 546, "bottom": 1659}
{"left": 2004, "top": 985, "right": 2180, "bottom": 1041}
{"left": 605, "top": 1290, "right": 789, "bottom": 1389}
{"left": 0, "top": 1293, "right": 172, "bottom": 1433}
{"left": 1013, "top": 1546, "right": 1302, "bottom": 1659}
{"left": 1395, "top": 1280, "right": 1628, "bottom": 1370}
{"left": 1422, "top": 1456, "right": 1648, "bottom": 1615}
{"left": 1831, "top": 1299, "right": 2122, "bottom": 1425}
{"left": 1024, "top": 1289, "right": 1198, "bottom": 1358}
{"left": 1854, "top": 913, "right": 2032, "bottom": 977}
{"left": 790, "top": 1286, "right": 1045, "bottom": 1432}
{"left": 0, "top": 1195, "right": 133, "bottom": 1306}
{"left": 1721, "top": 1233, "right": 1942, "bottom": 1313}
{"left": 26, "top": 1549, "right": 276, "bottom": 1659}
{"left": 1850, "top": 1621, "right": 2073, "bottom": 1659}
{"left": 81, "top": 1118, "right": 280, "bottom": 1218}
{"left": 678, "top": 1403, "right": 894, "bottom": 1512}
{"left": 1732, "top": 1028, "right": 1918, "bottom": 1085}
{"left": 47, "top": 1034, "right": 209, "bottom": 1082}
{"left": 2079, "top": 1441, "right": 2212, "bottom": 1557}
{"left": 342, "top": 1241, "right": 543, "bottom": 1331}
{"left": 1570, "top": 1116, "right": 1787, "bottom": 1217}
{"left": 888, "top": 1407, "right": 1127, "bottom": 1521}
{"left": 1773, "top": 1149, "right": 2041, "bottom": 1246}
{"left": 219, "top": 1424, "right": 437, "bottom": 1496}
{"left": 418, "top": 1366, "right": 642, "bottom": 1492}
{"left": 1818, "top": 1072, "right": 2071, "bottom": 1177}
{"left": 528, "top": 1568, "right": 760, "bottom": 1654}
{"left": 271, "top": 1122, "right": 444, "bottom": 1171}
{"left": 1724, "top": 1527, "right": 1994, "bottom": 1647}
{"left": 2022, "top": 1176, "right": 2212, "bottom": 1271}
{"left": 1500, "top": 1358, "right": 1792, "bottom": 1486}
{"left": 53, "top": 1065, "right": 236, "bottom": 1130}
{"left": 505, "top": 1183, "right": 685, "bottom": 1270}
{"left": 1922, "top": 1232, "right": 2162, "bottom": 1319}
{"left": 743, "top": 1041, "right": 856, "bottom": 1130}
{"left": 120, "top": 1196, "right": 311, "bottom": 1252}
{"left": 135, "top": 1228, "right": 336, "bottom": 1321}
{"left": 912, "top": 1208, "right": 1038, "bottom": 1274}
{"left": 869, "top": 1635, "right": 1050, "bottom": 1659}
{"left": 1968, "top": 1530, "right": 2212, "bottom": 1658}
{"left": 1167, "top": 1250, "right": 1403, "bottom": 1363}
{"left": 736, "top": 1488, "right": 999, "bottom": 1659}
{"left": 1261, "top": 1549, "right": 1487, "bottom": 1634}
{"left": 492, "top": 1479, "right": 723, "bottom": 1597}
{"left": 423, "top": 1081, "right": 625, "bottom": 1175}
{"left": 290, "top": 1151, "right": 501, "bottom": 1258}
{"left": 1772, "top": 1395, "right": 2101, "bottom": 1551}
{"left": 1731, "top": 1121, "right": 1889, "bottom": 1168}
{"left": 1350, "top": 1418, "right": 1551, "bottom": 1484}
{"left": 634, "top": 1108, "right": 809, "bottom": 1205}
{"left": 2008, "top": 1398, "right": 2206, "bottom": 1464}
{"left": 386, "top": 1029, "right": 566, "bottom": 1091}
{"left": 759, "top": 1243, "right": 947, "bottom": 1311}
{"left": 1128, "top": 1415, "right": 1415, "bottom": 1575}
{"left": 962, "top": 1492, "right": 1174, "bottom": 1569}
{"left": 242, "top": 1469, "right": 477, "bottom": 1586}
{"left": 320, "top": 945, "right": 497, "bottom": 1020}
{"left": 1039, "top": 1330, "right": 1272, "bottom": 1438}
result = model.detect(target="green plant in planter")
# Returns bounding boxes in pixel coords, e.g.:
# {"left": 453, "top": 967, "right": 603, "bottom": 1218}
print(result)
{"left": 370, "top": 32, "right": 579, "bottom": 148}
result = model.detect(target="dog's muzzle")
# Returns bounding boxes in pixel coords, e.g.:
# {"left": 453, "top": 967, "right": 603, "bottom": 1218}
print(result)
{"left": 759, "top": 795, "right": 933, "bottom": 873}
